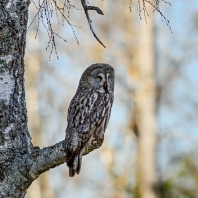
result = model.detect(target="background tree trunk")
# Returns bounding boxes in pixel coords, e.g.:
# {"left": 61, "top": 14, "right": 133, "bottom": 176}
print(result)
{"left": 133, "top": 3, "right": 158, "bottom": 198}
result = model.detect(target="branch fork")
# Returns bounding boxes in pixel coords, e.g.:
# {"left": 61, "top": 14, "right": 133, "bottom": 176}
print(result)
{"left": 81, "top": 0, "right": 106, "bottom": 48}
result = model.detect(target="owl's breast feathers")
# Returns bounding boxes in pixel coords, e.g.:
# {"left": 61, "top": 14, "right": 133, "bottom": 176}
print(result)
{"left": 65, "top": 90, "right": 113, "bottom": 159}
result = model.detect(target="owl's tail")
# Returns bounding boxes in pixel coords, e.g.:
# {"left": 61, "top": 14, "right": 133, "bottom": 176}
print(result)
{"left": 67, "top": 150, "right": 83, "bottom": 177}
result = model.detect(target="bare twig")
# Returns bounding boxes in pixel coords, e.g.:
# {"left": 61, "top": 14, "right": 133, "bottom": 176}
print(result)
{"left": 29, "top": 0, "right": 171, "bottom": 57}
{"left": 29, "top": 0, "right": 80, "bottom": 59}
{"left": 129, "top": 0, "right": 133, "bottom": 12}
{"left": 81, "top": 0, "right": 106, "bottom": 48}
{"left": 129, "top": 0, "right": 172, "bottom": 32}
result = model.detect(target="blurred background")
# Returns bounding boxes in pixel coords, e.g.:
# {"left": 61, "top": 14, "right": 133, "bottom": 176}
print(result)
{"left": 25, "top": 0, "right": 198, "bottom": 198}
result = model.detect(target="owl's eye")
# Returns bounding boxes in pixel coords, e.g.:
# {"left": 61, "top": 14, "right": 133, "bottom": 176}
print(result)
{"left": 96, "top": 76, "right": 102, "bottom": 81}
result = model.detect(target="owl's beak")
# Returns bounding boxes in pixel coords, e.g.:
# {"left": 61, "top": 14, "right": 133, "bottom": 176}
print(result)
{"left": 103, "top": 82, "right": 108, "bottom": 91}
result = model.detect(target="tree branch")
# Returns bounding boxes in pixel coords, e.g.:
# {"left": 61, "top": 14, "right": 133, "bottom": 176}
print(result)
{"left": 27, "top": 141, "right": 66, "bottom": 179}
{"left": 25, "top": 139, "right": 97, "bottom": 179}
{"left": 9, "top": 137, "right": 100, "bottom": 187}
{"left": 5, "top": 138, "right": 98, "bottom": 194}
{"left": 81, "top": 0, "right": 106, "bottom": 48}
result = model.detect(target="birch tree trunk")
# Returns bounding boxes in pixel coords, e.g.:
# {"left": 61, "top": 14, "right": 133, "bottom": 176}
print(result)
{"left": 0, "top": 1, "right": 66, "bottom": 197}
{"left": 133, "top": 3, "right": 158, "bottom": 198}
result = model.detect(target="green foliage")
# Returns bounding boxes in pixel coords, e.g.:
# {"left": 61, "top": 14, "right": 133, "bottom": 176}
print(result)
{"left": 159, "top": 155, "right": 198, "bottom": 198}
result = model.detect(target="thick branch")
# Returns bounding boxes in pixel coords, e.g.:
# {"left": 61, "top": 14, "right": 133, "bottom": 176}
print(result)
{"left": 4, "top": 138, "right": 95, "bottom": 195}
{"left": 24, "top": 139, "right": 94, "bottom": 180}
{"left": 81, "top": 0, "right": 106, "bottom": 48}
{"left": 27, "top": 141, "right": 66, "bottom": 179}
{"left": 8, "top": 137, "right": 98, "bottom": 190}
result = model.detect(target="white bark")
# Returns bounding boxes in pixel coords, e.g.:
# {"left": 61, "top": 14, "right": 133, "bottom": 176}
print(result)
{"left": 0, "top": 71, "right": 15, "bottom": 105}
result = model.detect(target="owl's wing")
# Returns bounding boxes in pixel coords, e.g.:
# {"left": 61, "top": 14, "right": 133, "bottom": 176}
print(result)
{"left": 65, "top": 91, "right": 107, "bottom": 176}
{"left": 83, "top": 94, "right": 114, "bottom": 155}
{"left": 65, "top": 92, "right": 106, "bottom": 153}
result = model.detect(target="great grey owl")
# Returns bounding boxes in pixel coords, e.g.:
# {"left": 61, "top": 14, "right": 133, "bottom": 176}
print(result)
{"left": 65, "top": 63, "right": 114, "bottom": 177}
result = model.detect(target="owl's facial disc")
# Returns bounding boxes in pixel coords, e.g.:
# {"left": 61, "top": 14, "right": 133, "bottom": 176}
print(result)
{"left": 96, "top": 73, "right": 107, "bottom": 93}
{"left": 90, "top": 70, "right": 108, "bottom": 93}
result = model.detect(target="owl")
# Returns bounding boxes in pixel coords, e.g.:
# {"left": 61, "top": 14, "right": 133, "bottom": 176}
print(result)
{"left": 65, "top": 63, "right": 114, "bottom": 177}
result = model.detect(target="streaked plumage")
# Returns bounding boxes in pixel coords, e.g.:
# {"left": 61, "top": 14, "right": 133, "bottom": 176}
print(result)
{"left": 65, "top": 63, "right": 114, "bottom": 177}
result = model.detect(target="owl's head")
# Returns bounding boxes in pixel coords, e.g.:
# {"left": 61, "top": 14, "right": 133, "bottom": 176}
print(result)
{"left": 79, "top": 63, "right": 114, "bottom": 93}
